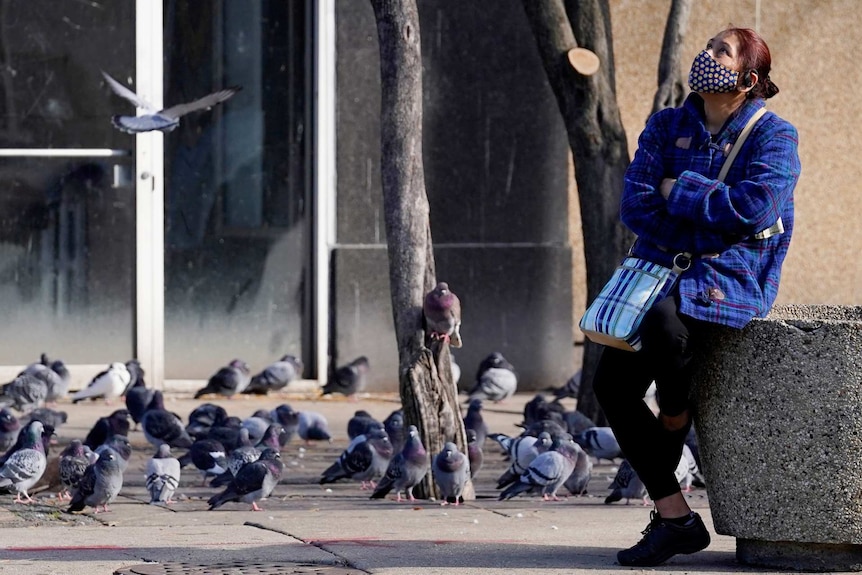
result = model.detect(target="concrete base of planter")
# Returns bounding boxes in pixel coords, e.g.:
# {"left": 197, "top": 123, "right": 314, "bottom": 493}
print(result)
{"left": 692, "top": 305, "right": 862, "bottom": 571}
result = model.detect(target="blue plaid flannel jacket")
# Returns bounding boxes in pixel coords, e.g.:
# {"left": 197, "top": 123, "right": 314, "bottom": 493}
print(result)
{"left": 622, "top": 93, "right": 801, "bottom": 328}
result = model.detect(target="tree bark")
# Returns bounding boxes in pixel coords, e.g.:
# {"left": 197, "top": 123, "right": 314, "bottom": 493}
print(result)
{"left": 651, "top": 0, "right": 693, "bottom": 115}
{"left": 520, "top": 0, "right": 634, "bottom": 424}
{"left": 369, "top": 0, "right": 472, "bottom": 500}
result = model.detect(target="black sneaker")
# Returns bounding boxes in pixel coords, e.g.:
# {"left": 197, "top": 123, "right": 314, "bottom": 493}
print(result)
{"left": 617, "top": 510, "right": 711, "bottom": 567}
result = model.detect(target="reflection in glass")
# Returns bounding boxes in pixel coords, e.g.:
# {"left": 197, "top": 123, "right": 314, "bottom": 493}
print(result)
{"left": 164, "top": 1, "right": 312, "bottom": 379}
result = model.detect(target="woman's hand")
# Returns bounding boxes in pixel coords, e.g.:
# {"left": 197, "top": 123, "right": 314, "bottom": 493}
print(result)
{"left": 660, "top": 178, "right": 677, "bottom": 200}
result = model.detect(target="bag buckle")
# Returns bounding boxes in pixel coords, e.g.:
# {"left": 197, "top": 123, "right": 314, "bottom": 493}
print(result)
{"left": 672, "top": 252, "right": 692, "bottom": 274}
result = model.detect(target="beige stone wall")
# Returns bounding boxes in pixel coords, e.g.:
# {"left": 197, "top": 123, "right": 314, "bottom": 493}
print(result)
{"left": 572, "top": 0, "right": 862, "bottom": 341}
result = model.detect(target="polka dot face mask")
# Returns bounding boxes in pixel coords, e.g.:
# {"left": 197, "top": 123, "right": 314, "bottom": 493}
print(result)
{"left": 688, "top": 50, "right": 740, "bottom": 94}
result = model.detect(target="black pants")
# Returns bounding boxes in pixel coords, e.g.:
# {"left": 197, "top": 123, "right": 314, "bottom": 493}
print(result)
{"left": 593, "top": 294, "right": 706, "bottom": 501}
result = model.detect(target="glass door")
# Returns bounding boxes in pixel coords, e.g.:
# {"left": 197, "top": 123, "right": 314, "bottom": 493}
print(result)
{"left": 0, "top": 1, "right": 137, "bottom": 383}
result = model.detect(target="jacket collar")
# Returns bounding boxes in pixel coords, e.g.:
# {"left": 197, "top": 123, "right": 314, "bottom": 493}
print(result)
{"left": 683, "top": 93, "right": 766, "bottom": 149}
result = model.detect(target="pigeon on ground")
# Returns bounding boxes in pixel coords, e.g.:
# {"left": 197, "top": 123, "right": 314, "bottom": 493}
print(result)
{"left": 563, "top": 442, "right": 593, "bottom": 496}
{"left": 186, "top": 403, "right": 229, "bottom": 440}
{"left": 243, "top": 355, "right": 303, "bottom": 395}
{"left": 21, "top": 407, "right": 68, "bottom": 432}
{"left": 494, "top": 431, "right": 553, "bottom": 490}
{"left": 433, "top": 442, "right": 469, "bottom": 505}
{"left": 207, "top": 448, "right": 283, "bottom": 511}
{"left": 102, "top": 70, "right": 241, "bottom": 134}
{"left": 194, "top": 359, "right": 251, "bottom": 399}
{"left": 522, "top": 394, "right": 566, "bottom": 428}
{"left": 255, "top": 424, "right": 284, "bottom": 453}
{"left": 347, "top": 410, "right": 383, "bottom": 440}
{"left": 677, "top": 443, "right": 704, "bottom": 492}
{"left": 298, "top": 411, "right": 331, "bottom": 443}
{"left": 468, "top": 352, "right": 517, "bottom": 403}
{"left": 498, "top": 436, "right": 580, "bottom": 501}
{"left": 179, "top": 438, "right": 228, "bottom": 486}
{"left": 67, "top": 446, "right": 124, "bottom": 514}
{"left": 574, "top": 426, "right": 622, "bottom": 462}
{"left": 84, "top": 409, "right": 131, "bottom": 450}
{"left": 0, "top": 421, "right": 54, "bottom": 467}
{"left": 100, "top": 435, "right": 132, "bottom": 473}
{"left": 553, "top": 369, "right": 582, "bottom": 400}
{"left": 562, "top": 408, "right": 597, "bottom": 436}
{"left": 0, "top": 408, "right": 20, "bottom": 452}
{"left": 141, "top": 391, "right": 194, "bottom": 449}
{"left": 204, "top": 419, "right": 245, "bottom": 453}
{"left": 270, "top": 404, "right": 300, "bottom": 446}
{"left": 71, "top": 363, "right": 131, "bottom": 404}
{"left": 0, "top": 420, "right": 47, "bottom": 503}
{"left": 58, "top": 439, "right": 92, "bottom": 500}
{"left": 605, "top": 459, "right": 649, "bottom": 505}
{"left": 124, "top": 361, "right": 153, "bottom": 430}
{"left": 423, "top": 281, "right": 463, "bottom": 348}
{"left": 383, "top": 409, "right": 406, "bottom": 455}
{"left": 320, "top": 427, "right": 393, "bottom": 489}
{"left": 210, "top": 428, "right": 261, "bottom": 488}
{"left": 370, "top": 425, "right": 430, "bottom": 502}
{"left": 241, "top": 416, "right": 271, "bottom": 445}
{"left": 145, "top": 444, "right": 181, "bottom": 505}
{"left": 19, "top": 354, "right": 70, "bottom": 403}
{"left": 0, "top": 373, "right": 48, "bottom": 413}
{"left": 465, "top": 428, "right": 484, "bottom": 480}
{"left": 322, "top": 356, "right": 370, "bottom": 400}
{"left": 463, "top": 399, "right": 488, "bottom": 446}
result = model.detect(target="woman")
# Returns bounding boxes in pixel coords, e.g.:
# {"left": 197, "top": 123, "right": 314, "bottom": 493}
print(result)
{"left": 593, "top": 28, "right": 800, "bottom": 567}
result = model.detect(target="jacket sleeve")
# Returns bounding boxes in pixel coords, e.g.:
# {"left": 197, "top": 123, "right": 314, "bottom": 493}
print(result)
{"left": 665, "top": 116, "right": 800, "bottom": 236}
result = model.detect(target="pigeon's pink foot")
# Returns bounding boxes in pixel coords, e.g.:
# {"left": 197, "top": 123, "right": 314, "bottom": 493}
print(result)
{"left": 251, "top": 502, "right": 263, "bottom": 511}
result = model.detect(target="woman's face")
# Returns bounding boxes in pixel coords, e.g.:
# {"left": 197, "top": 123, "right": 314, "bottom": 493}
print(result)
{"left": 706, "top": 32, "right": 742, "bottom": 73}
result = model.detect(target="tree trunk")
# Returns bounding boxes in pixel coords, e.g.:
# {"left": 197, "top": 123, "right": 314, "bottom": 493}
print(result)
{"left": 520, "top": 0, "right": 634, "bottom": 424}
{"left": 651, "top": 0, "right": 693, "bottom": 115}
{"left": 370, "top": 0, "right": 472, "bottom": 501}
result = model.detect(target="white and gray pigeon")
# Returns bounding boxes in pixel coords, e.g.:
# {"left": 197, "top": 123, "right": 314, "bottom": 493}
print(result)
{"left": 0, "top": 373, "right": 48, "bottom": 413}
{"left": 370, "top": 425, "right": 429, "bottom": 502}
{"left": 67, "top": 447, "right": 124, "bottom": 514}
{"left": 141, "top": 391, "right": 194, "bottom": 449}
{"left": 194, "top": 359, "right": 251, "bottom": 399}
{"left": 145, "top": 444, "right": 181, "bottom": 505}
{"left": 0, "top": 420, "right": 47, "bottom": 503}
{"left": 494, "top": 431, "right": 553, "bottom": 490}
{"left": 71, "top": 362, "right": 131, "bottom": 404}
{"left": 563, "top": 442, "right": 593, "bottom": 496}
{"left": 322, "top": 356, "right": 370, "bottom": 400}
{"left": 574, "top": 426, "right": 622, "bottom": 462}
{"left": 676, "top": 443, "right": 703, "bottom": 492}
{"left": 498, "top": 436, "right": 580, "bottom": 501}
{"left": 58, "top": 439, "right": 92, "bottom": 500}
{"left": 605, "top": 459, "right": 649, "bottom": 505}
{"left": 102, "top": 70, "right": 240, "bottom": 134}
{"left": 243, "top": 355, "right": 303, "bottom": 395}
{"left": 179, "top": 438, "right": 227, "bottom": 486}
{"left": 320, "top": 427, "right": 393, "bottom": 489}
{"left": 468, "top": 352, "right": 517, "bottom": 403}
{"left": 298, "top": 410, "right": 331, "bottom": 443}
{"left": 20, "top": 354, "right": 70, "bottom": 403}
{"left": 423, "top": 281, "right": 463, "bottom": 348}
{"left": 208, "top": 448, "right": 283, "bottom": 511}
{"left": 432, "top": 442, "right": 470, "bottom": 505}
{"left": 210, "top": 428, "right": 261, "bottom": 488}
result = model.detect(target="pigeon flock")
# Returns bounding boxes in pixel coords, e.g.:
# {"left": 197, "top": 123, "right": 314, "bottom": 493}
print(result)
{"left": 0, "top": 283, "right": 706, "bottom": 519}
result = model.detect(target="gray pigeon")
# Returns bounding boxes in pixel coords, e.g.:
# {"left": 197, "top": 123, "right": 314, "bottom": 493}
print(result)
{"left": 0, "top": 420, "right": 47, "bottom": 503}
{"left": 100, "top": 435, "right": 132, "bottom": 473}
{"left": 207, "top": 448, "right": 283, "bottom": 511}
{"left": 0, "top": 408, "right": 20, "bottom": 452}
{"left": 102, "top": 70, "right": 241, "bottom": 134}
{"left": 322, "top": 356, "right": 370, "bottom": 400}
{"left": 71, "top": 362, "right": 131, "bottom": 404}
{"left": 463, "top": 399, "right": 489, "bottom": 446}
{"left": 498, "top": 436, "right": 580, "bottom": 501}
{"left": 0, "top": 373, "right": 48, "bottom": 413}
{"left": 370, "top": 425, "right": 430, "bottom": 502}
{"left": 553, "top": 369, "right": 582, "bottom": 400}
{"left": 124, "top": 360, "right": 154, "bottom": 430}
{"left": 194, "top": 359, "right": 251, "bottom": 399}
{"left": 243, "top": 355, "right": 303, "bottom": 395}
{"left": 270, "top": 404, "right": 300, "bottom": 445}
{"left": 21, "top": 407, "right": 68, "bottom": 433}
{"left": 494, "top": 431, "right": 553, "bottom": 490}
{"left": 20, "top": 354, "right": 70, "bottom": 403}
{"left": 347, "top": 410, "right": 384, "bottom": 440}
{"left": 574, "top": 426, "right": 622, "bottom": 462}
{"left": 468, "top": 352, "right": 517, "bottom": 403}
{"left": 605, "top": 459, "right": 649, "bottom": 505}
{"left": 145, "top": 444, "right": 181, "bottom": 505}
{"left": 465, "top": 428, "right": 484, "bottom": 480}
{"left": 67, "top": 447, "right": 124, "bottom": 514}
{"left": 423, "top": 281, "right": 463, "bottom": 348}
{"left": 186, "top": 403, "right": 229, "bottom": 440}
{"left": 432, "top": 442, "right": 470, "bottom": 505}
{"left": 563, "top": 442, "right": 593, "bottom": 496}
{"left": 58, "top": 439, "right": 92, "bottom": 500}
{"left": 241, "top": 416, "right": 271, "bottom": 445}
{"left": 383, "top": 409, "right": 406, "bottom": 455}
{"left": 320, "top": 427, "right": 393, "bottom": 489}
{"left": 298, "top": 411, "right": 331, "bottom": 443}
{"left": 210, "top": 429, "right": 261, "bottom": 488}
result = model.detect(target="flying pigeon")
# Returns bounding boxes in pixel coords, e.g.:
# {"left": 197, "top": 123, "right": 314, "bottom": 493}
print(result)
{"left": 370, "top": 425, "right": 430, "bottom": 502}
{"left": 0, "top": 373, "right": 48, "bottom": 413}
{"left": 67, "top": 447, "right": 124, "bottom": 514}
{"left": 465, "top": 428, "right": 484, "bottom": 480}
{"left": 243, "top": 355, "right": 303, "bottom": 395}
{"left": 71, "top": 362, "right": 131, "bottom": 404}
{"left": 468, "top": 352, "right": 517, "bottom": 403}
{"left": 194, "top": 359, "right": 251, "bottom": 399}
{"left": 208, "top": 448, "right": 283, "bottom": 511}
{"left": 320, "top": 427, "right": 393, "bottom": 489}
{"left": 605, "top": 459, "right": 649, "bottom": 505}
{"left": 141, "top": 391, "right": 194, "bottom": 449}
{"left": 186, "top": 403, "right": 229, "bottom": 440}
{"left": 145, "top": 444, "right": 181, "bottom": 505}
{"left": 102, "top": 70, "right": 241, "bottom": 134}
{"left": 298, "top": 411, "right": 331, "bottom": 443}
{"left": 383, "top": 409, "right": 406, "bottom": 455}
{"left": 574, "top": 426, "right": 622, "bottom": 462}
{"left": 84, "top": 409, "right": 131, "bottom": 450}
{"left": 347, "top": 410, "right": 384, "bottom": 440}
{"left": 322, "top": 356, "right": 370, "bottom": 400}
{"left": 463, "top": 398, "right": 489, "bottom": 446}
{"left": 0, "top": 408, "right": 20, "bottom": 452}
{"left": 58, "top": 439, "right": 92, "bottom": 500}
{"left": 19, "top": 353, "right": 70, "bottom": 403}
{"left": 179, "top": 438, "right": 228, "bottom": 486}
{"left": 498, "top": 436, "right": 581, "bottom": 501}
{"left": 563, "top": 442, "right": 593, "bottom": 496}
{"left": 423, "top": 281, "right": 462, "bottom": 348}
{"left": 0, "top": 420, "right": 47, "bottom": 503}
{"left": 432, "top": 442, "right": 470, "bottom": 505}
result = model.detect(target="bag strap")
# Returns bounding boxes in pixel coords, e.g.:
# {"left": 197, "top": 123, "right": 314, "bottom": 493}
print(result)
{"left": 717, "top": 106, "right": 767, "bottom": 182}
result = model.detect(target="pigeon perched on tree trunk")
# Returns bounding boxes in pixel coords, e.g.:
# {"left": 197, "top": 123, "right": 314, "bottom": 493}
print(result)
{"left": 433, "top": 442, "right": 469, "bottom": 505}
{"left": 370, "top": 425, "right": 429, "bottom": 502}
{"left": 102, "top": 70, "right": 241, "bottom": 134}
{"left": 423, "top": 282, "right": 462, "bottom": 348}
{"left": 207, "top": 448, "right": 283, "bottom": 511}
{"left": 243, "top": 355, "right": 303, "bottom": 395}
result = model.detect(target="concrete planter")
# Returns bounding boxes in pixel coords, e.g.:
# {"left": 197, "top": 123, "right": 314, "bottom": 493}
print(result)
{"left": 692, "top": 305, "right": 862, "bottom": 571}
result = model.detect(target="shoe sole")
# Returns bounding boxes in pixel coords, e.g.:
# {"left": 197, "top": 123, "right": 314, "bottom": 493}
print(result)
{"left": 618, "top": 537, "right": 710, "bottom": 567}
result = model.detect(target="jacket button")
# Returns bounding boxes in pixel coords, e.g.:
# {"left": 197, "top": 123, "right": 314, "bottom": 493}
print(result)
{"left": 708, "top": 287, "right": 726, "bottom": 301}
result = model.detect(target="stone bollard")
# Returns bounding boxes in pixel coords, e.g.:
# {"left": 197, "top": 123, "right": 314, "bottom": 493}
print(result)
{"left": 692, "top": 305, "right": 862, "bottom": 571}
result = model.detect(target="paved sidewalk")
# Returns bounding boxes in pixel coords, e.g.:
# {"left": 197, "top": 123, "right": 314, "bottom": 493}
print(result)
{"left": 0, "top": 392, "right": 818, "bottom": 574}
